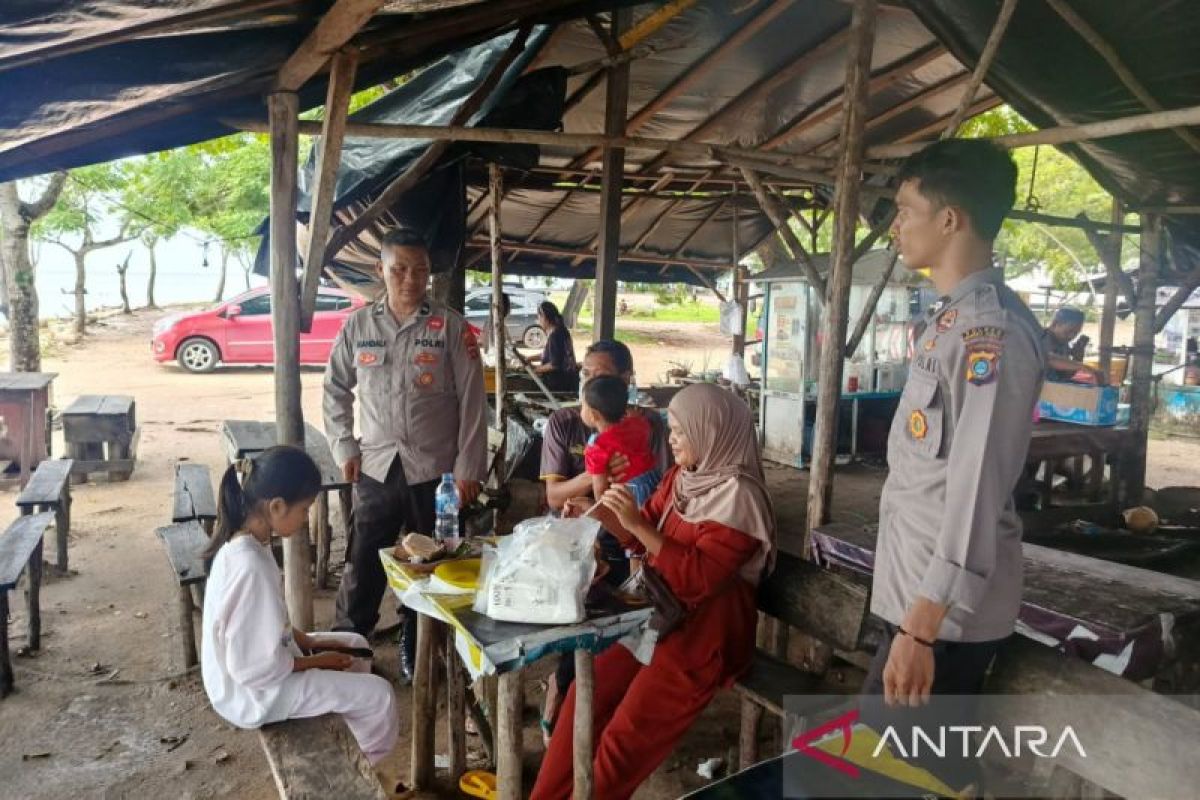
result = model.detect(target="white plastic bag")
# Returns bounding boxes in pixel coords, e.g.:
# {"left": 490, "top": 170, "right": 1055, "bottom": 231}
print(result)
{"left": 478, "top": 516, "right": 601, "bottom": 624}
{"left": 722, "top": 354, "right": 751, "bottom": 387}
{"left": 719, "top": 300, "right": 745, "bottom": 337}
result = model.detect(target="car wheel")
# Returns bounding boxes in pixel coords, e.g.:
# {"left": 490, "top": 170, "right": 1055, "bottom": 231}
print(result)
{"left": 523, "top": 326, "right": 546, "bottom": 349}
{"left": 178, "top": 338, "right": 219, "bottom": 373}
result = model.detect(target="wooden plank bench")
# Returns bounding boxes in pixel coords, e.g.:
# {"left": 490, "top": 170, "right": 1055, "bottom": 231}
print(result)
{"left": 155, "top": 520, "right": 210, "bottom": 669}
{"left": 62, "top": 394, "right": 139, "bottom": 482}
{"left": 259, "top": 714, "right": 387, "bottom": 799}
{"left": 173, "top": 462, "right": 217, "bottom": 534}
{"left": 16, "top": 459, "right": 73, "bottom": 573}
{"left": 0, "top": 511, "right": 55, "bottom": 698}
{"left": 733, "top": 552, "right": 870, "bottom": 769}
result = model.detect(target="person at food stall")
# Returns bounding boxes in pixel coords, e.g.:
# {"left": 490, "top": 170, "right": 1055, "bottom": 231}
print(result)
{"left": 531, "top": 301, "right": 580, "bottom": 393}
{"left": 530, "top": 383, "right": 775, "bottom": 800}
{"left": 866, "top": 138, "right": 1045, "bottom": 791}
{"left": 537, "top": 339, "right": 673, "bottom": 745}
{"left": 1043, "top": 306, "right": 1107, "bottom": 383}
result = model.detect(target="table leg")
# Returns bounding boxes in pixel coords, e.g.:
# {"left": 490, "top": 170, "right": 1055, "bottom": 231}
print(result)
{"left": 850, "top": 397, "right": 859, "bottom": 460}
{"left": 0, "top": 591, "right": 11, "bottom": 698}
{"left": 25, "top": 540, "right": 42, "bottom": 653}
{"left": 496, "top": 670, "right": 524, "bottom": 800}
{"left": 573, "top": 650, "right": 595, "bottom": 800}
{"left": 739, "top": 700, "right": 762, "bottom": 771}
{"left": 313, "top": 492, "right": 330, "bottom": 590}
{"left": 54, "top": 494, "right": 69, "bottom": 573}
{"left": 178, "top": 582, "right": 197, "bottom": 669}
{"left": 1088, "top": 450, "right": 1105, "bottom": 501}
{"left": 411, "top": 613, "right": 437, "bottom": 790}
{"left": 447, "top": 632, "right": 467, "bottom": 782}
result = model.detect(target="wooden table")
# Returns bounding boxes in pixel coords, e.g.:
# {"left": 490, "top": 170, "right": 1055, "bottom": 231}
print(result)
{"left": 1026, "top": 421, "right": 1136, "bottom": 506}
{"left": 382, "top": 549, "right": 652, "bottom": 799}
{"left": 0, "top": 372, "right": 55, "bottom": 484}
{"left": 219, "top": 420, "right": 350, "bottom": 588}
{"left": 810, "top": 522, "right": 1200, "bottom": 682}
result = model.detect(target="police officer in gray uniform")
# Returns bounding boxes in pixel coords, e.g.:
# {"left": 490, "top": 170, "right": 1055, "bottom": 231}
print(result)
{"left": 324, "top": 229, "right": 487, "bottom": 679}
{"left": 863, "top": 140, "right": 1044, "bottom": 724}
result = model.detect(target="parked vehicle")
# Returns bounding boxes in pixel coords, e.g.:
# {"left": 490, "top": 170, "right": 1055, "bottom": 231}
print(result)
{"left": 152, "top": 287, "right": 366, "bottom": 373}
{"left": 463, "top": 286, "right": 547, "bottom": 349}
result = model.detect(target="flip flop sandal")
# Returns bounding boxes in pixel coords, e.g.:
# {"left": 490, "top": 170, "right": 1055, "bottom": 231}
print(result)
{"left": 459, "top": 770, "right": 497, "bottom": 800}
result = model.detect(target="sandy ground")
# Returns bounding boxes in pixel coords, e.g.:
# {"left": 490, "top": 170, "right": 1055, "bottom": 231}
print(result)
{"left": 0, "top": 306, "right": 1196, "bottom": 799}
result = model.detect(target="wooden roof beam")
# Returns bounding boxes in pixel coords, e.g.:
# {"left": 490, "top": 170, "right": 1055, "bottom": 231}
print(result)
{"left": 276, "top": 0, "right": 384, "bottom": 92}
{"left": 467, "top": 238, "right": 733, "bottom": 270}
{"left": 761, "top": 43, "right": 947, "bottom": 151}
{"left": 568, "top": 0, "right": 798, "bottom": 169}
{"left": 1047, "top": 0, "right": 1200, "bottom": 156}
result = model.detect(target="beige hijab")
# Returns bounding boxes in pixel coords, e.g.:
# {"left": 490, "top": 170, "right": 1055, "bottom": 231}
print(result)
{"left": 665, "top": 383, "right": 777, "bottom": 585}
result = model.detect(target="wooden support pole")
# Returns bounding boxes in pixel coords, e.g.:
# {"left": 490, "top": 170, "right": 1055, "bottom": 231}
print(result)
{"left": 299, "top": 48, "right": 357, "bottom": 332}
{"left": 468, "top": 238, "right": 730, "bottom": 271}
{"left": 844, "top": 249, "right": 899, "bottom": 358}
{"left": 275, "top": 0, "right": 383, "bottom": 92}
{"left": 1098, "top": 199, "right": 1124, "bottom": 375}
{"left": 489, "top": 163, "right": 508, "bottom": 457}
{"left": 496, "top": 670, "right": 524, "bottom": 800}
{"left": 312, "top": 492, "right": 331, "bottom": 590}
{"left": 1155, "top": 270, "right": 1200, "bottom": 335}
{"left": 944, "top": 0, "right": 1019, "bottom": 135}
{"left": 573, "top": 650, "right": 596, "bottom": 800}
{"left": 446, "top": 633, "right": 468, "bottom": 783}
{"left": 806, "top": 0, "right": 876, "bottom": 539}
{"left": 732, "top": 191, "right": 749, "bottom": 357}
{"left": 1126, "top": 214, "right": 1160, "bottom": 505}
{"left": 411, "top": 613, "right": 437, "bottom": 789}
{"left": 740, "top": 168, "right": 826, "bottom": 298}
{"left": 593, "top": 8, "right": 631, "bottom": 343}
{"left": 268, "top": 91, "right": 313, "bottom": 629}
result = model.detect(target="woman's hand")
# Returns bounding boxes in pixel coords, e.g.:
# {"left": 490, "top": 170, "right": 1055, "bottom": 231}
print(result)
{"left": 294, "top": 652, "right": 353, "bottom": 672}
{"left": 600, "top": 485, "right": 641, "bottom": 532}
{"left": 562, "top": 497, "right": 591, "bottom": 518}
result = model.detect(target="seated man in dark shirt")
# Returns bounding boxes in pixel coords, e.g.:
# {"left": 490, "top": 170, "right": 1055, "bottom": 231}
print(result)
{"left": 1043, "top": 306, "right": 1106, "bottom": 384}
{"left": 538, "top": 339, "right": 673, "bottom": 744}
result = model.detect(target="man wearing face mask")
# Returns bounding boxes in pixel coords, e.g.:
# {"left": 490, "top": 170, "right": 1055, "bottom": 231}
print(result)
{"left": 324, "top": 228, "right": 487, "bottom": 682}
{"left": 537, "top": 338, "right": 673, "bottom": 743}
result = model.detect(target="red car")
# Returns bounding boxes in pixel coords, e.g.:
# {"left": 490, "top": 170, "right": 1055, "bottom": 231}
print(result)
{"left": 152, "top": 287, "right": 366, "bottom": 373}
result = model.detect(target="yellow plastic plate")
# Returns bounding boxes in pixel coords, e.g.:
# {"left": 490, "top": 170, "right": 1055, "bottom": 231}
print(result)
{"left": 459, "top": 769, "right": 497, "bottom": 800}
{"left": 433, "top": 557, "right": 482, "bottom": 590}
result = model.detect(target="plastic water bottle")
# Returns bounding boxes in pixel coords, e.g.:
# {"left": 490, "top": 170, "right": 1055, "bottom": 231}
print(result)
{"left": 434, "top": 473, "right": 460, "bottom": 549}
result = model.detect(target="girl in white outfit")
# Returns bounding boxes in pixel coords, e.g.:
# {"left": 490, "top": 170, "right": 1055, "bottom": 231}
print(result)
{"left": 201, "top": 445, "right": 399, "bottom": 764}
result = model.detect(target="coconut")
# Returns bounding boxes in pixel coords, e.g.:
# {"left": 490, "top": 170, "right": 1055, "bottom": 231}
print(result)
{"left": 1122, "top": 506, "right": 1160, "bottom": 535}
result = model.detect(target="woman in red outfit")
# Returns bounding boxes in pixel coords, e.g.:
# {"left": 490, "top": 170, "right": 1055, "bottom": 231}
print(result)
{"left": 531, "top": 383, "right": 777, "bottom": 800}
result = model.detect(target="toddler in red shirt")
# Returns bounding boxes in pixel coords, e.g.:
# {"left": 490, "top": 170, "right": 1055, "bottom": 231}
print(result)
{"left": 580, "top": 375, "right": 662, "bottom": 506}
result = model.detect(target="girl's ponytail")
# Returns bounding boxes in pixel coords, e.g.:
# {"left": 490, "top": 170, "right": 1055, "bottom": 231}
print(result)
{"left": 206, "top": 462, "right": 248, "bottom": 558}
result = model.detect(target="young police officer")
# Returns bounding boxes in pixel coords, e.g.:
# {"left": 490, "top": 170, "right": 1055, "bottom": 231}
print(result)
{"left": 323, "top": 229, "right": 487, "bottom": 680}
{"left": 865, "top": 140, "right": 1044, "bottom": 710}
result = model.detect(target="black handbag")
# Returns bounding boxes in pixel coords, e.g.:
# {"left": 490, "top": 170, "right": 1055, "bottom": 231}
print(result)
{"left": 641, "top": 563, "right": 686, "bottom": 637}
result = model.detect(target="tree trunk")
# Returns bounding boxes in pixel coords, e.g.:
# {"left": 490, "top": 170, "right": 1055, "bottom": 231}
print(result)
{"left": 214, "top": 247, "right": 229, "bottom": 302}
{"left": 73, "top": 250, "right": 87, "bottom": 337}
{"left": 563, "top": 280, "right": 590, "bottom": 329}
{"left": 116, "top": 253, "right": 132, "bottom": 314}
{"left": 0, "top": 184, "right": 43, "bottom": 371}
{"left": 146, "top": 242, "right": 158, "bottom": 309}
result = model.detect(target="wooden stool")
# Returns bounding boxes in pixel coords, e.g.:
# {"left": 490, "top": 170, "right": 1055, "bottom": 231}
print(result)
{"left": 62, "top": 395, "right": 139, "bottom": 483}
{"left": 0, "top": 511, "right": 55, "bottom": 698}
{"left": 16, "top": 459, "right": 73, "bottom": 573}
{"left": 155, "top": 520, "right": 209, "bottom": 669}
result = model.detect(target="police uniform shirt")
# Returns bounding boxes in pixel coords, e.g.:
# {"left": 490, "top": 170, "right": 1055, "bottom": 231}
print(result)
{"left": 323, "top": 297, "right": 488, "bottom": 485}
{"left": 872, "top": 268, "right": 1045, "bottom": 642}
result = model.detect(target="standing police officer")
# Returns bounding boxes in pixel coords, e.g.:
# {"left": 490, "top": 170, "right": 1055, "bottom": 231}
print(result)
{"left": 865, "top": 139, "right": 1044, "bottom": 721}
{"left": 324, "top": 229, "right": 487, "bottom": 679}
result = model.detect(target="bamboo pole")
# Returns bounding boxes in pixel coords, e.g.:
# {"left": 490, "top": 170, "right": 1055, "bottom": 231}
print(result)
{"left": 268, "top": 91, "right": 312, "bottom": 628}
{"left": 467, "top": 238, "right": 731, "bottom": 270}
{"left": 943, "top": 0, "right": 1020, "bottom": 135}
{"left": 1155, "top": 271, "right": 1200, "bottom": 335}
{"left": 805, "top": 0, "right": 876, "bottom": 538}
{"left": 844, "top": 249, "right": 899, "bottom": 358}
{"left": 489, "top": 163, "right": 507, "bottom": 459}
{"left": 593, "top": 9, "right": 631, "bottom": 342}
{"left": 1098, "top": 199, "right": 1124, "bottom": 375}
{"left": 299, "top": 48, "right": 356, "bottom": 332}
{"left": 731, "top": 189, "right": 748, "bottom": 357}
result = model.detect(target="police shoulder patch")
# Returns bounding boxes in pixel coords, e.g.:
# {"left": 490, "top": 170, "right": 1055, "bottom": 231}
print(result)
{"left": 965, "top": 346, "right": 1000, "bottom": 386}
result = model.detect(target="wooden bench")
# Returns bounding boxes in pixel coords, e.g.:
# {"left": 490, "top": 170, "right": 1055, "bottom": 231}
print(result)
{"left": 63, "top": 394, "right": 139, "bottom": 482}
{"left": 259, "top": 714, "right": 387, "bottom": 799}
{"left": 16, "top": 459, "right": 73, "bottom": 573}
{"left": 155, "top": 520, "right": 210, "bottom": 669}
{"left": 0, "top": 511, "right": 55, "bottom": 698}
{"left": 733, "top": 552, "right": 870, "bottom": 769}
{"left": 173, "top": 462, "right": 217, "bottom": 534}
